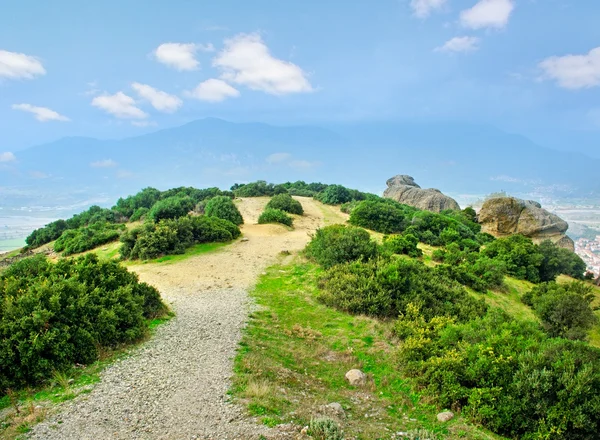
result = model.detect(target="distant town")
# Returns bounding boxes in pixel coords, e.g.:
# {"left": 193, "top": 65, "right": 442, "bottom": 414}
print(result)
{"left": 575, "top": 236, "right": 600, "bottom": 277}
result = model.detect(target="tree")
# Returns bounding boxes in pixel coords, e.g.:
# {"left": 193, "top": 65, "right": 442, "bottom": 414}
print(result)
{"left": 204, "top": 196, "right": 244, "bottom": 225}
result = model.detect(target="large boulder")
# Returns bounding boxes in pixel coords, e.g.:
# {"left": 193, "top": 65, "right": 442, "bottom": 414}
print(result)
{"left": 479, "top": 197, "right": 574, "bottom": 251}
{"left": 383, "top": 175, "right": 460, "bottom": 213}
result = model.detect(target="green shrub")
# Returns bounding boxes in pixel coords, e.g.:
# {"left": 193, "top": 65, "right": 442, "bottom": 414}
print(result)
{"left": 266, "top": 193, "right": 304, "bottom": 215}
{"left": 349, "top": 199, "right": 415, "bottom": 234}
{"left": 205, "top": 196, "right": 244, "bottom": 225}
{"left": 113, "top": 187, "right": 161, "bottom": 218}
{"left": 120, "top": 216, "right": 240, "bottom": 260}
{"left": 129, "top": 207, "right": 149, "bottom": 222}
{"left": 307, "top": 418, "right": 344, "bottom": 440}
{"left": 319, "top": 258, "right": 487, "bottom": 320}
{"left": 0, "top": 254, "right": 166, "bottom": 390}
{"left": 382, "top": 234, "right": 422, "bottom": 258}
{"left": 340, "top": 200, "right": 360, "bottom": 214}
{"left": 538, "top": 240, "right": 587, "bottom": 281}
{"left": 148, "top": 196, "right": 195, "bottom": 222}
{"left": 305, "top": 225, "right": 378, "bottom": 269}
{"left": 54, "top": 222, "right": 125, "bottom": 256}
{"left": 317, "top": 185, "right": 352, "bottom": 205}
{"left": 258, "top": 208, "right": 293, "bottom": 227}
{"left": 232, "top": 180, "right": 287, "bottom": 197}
{"left": 522, "top": 282, "right": 597, "bottom": 340}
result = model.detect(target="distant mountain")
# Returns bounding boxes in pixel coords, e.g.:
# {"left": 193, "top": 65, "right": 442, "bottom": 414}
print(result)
{"left": 1, "top": 118, "right": 598, "bottom": 209}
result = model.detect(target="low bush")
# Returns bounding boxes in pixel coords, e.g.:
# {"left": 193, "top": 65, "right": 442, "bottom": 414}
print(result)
{"left": 319, "top": 258, "right": 487, "bottom": 320}
{"left": 307, "top": 418, "right": 344, "bottom": 440}
{"left": 147, "top": 196, "right": 195, "bottom": 222}
{"left": 266, "top": 193, "right": 304, "bottom": 215}
{"left": 54, "top": 222, "right": 126, "bottom": 256}
{"left": 205, "top": 195, "right": 244, "bottom": 225}
{"left": 316, "top": 185, "right": 353, "bottom": 205}
{"left": 258, "top": 208, "right": 293, "bottom": 227}
{"left": 129, "top": 207, "right": 149, "bottom": 222}
{"left": 232, "top": 181, "right": 288, "bottom": 197}
{"left": 396, "top": 307, "right": 600, "bottom": 439}
{"left": 522, "top": 281, "right": 597, "bottom": 340}
{"left": 382, "top": 233, "right": 422, "bottom": 258}
{"left": 120, "top": 215, "right": 240, "bottom": 260}
{"left": 349, "top": 199, "right": 416, "bottom": 234}
{"left": 340, "top": 200, "right": 360, "bottom": 214}
{"left": 305, "top": 225, "right": 378, "bottom": 269}
{"left": 0, "top": 254, "right": 166, "bottom": 390}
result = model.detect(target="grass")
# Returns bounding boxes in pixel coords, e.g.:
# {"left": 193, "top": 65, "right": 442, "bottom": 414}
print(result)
{"left": 0, "top": 312, "right": 173, "bottom": 439}
{"left": 232, "top": 256, "right": 503, "bottom": 439}
{"left": 151, "top": 241, "right": 230, "bottom": 264}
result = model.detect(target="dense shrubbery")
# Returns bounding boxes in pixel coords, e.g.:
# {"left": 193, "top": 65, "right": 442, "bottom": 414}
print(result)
{"left": 232, "top": 181, "right": 288, "bottom": 197}
{"left": 319, "top": 258, "right": 487, "bottom": 321}
{"left": 266, "top": 193, "right": 304, "bottom": 215}
{"left": 305, "top": 225, "right": 378, "bottom": 269}
{"left": 54, "top": 222, "right": 126, "bottom": 256}
{"left": 0, "top": 254, "right": 166, "bottom": 390}
{"left": 120, "top": 216, "right": 240, "bottom": 260}
{"left": 349, "top": 199, "right": 416, "bottom": 233}
{"left": 147, "top": 196, "right": 195, "bottom": 222}
{"left": 382, "top": 234, "right": 422, "bottom": 258}
{"left": 258, "top": 208, "right": 293, "bottom": 227}
{"left": 340, "top": 200, "right": 360, "bottom": 214}
{"left": 523, "top": 281, "right": 598, "bottom": 340}
{"left": 396, "top": 307, "right": 600, "bottom": 439}
{"left": 205, "top": 196, "right": 244, "bottom": 225}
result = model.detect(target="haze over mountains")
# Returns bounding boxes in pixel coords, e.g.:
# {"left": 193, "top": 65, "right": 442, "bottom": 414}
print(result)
{"left": 2, "top": 118, "right": 599, "bottom": 210}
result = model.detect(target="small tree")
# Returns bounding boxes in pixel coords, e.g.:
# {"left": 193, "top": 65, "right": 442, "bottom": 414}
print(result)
{"left": 205, "top": 196, "right": 244, "bottom": 225}
{"left": 266, "top": 193, "right": 304, "bottom": 215}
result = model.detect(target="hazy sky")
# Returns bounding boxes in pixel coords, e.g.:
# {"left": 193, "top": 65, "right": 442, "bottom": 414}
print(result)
{"left": 1, "top": 0, "right": 599, "bottom": 157}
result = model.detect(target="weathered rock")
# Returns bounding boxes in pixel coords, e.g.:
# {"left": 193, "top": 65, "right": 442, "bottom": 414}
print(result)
{"left": 479, "top": 197, "right": 574, "bottom": 251}
{"left": 320, "top": 402, "right": 345, "bottom": 418}
{"left": 383, "top": 175, "right": 460, "bottom": 213}
{"left": 437, "top": 411, "right": 454, "bottom": 422}
{"left": 344, "top": 369, "right": 367, "bottom": 386}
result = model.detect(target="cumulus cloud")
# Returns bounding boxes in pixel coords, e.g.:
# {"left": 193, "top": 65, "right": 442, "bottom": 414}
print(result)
{"left": 460, "top": 0, "right": 514, "bottom": 29}
{"left": 185, "top": 78, "right": 240, "bottom": 102}
{"left": 153, "top": 43, "right": 213, "bottom": 71}
{"left": 266, "top": 152, "right": 292, "bottom": 164}
{"left": 539, "top": 47, "right": 600, "bottom": 89}
{"left": 12, "top": 104, "right": 70, "bottom": 122}
{"left": 436, "top": 36, "right": 480, "bottom": 53}
{"left": 131, "top": 82, "right": 182, "bottom": 112}
{"left": 0, "top": 50, "right": 46, "bottom": 80}
{"left": 90, "top": 159, "right": 117, "bottom": 168}
{"left": 213, "top": 33, "right": 313, "bottom": 95}
{"left": 411, "top": 0, "right": 447, "bottom": 18}
{"left": 91, "top": 92, "right": 148, "bottom": 119}
{"left": 0, "top": 152, "right": 16, "bottom": 163}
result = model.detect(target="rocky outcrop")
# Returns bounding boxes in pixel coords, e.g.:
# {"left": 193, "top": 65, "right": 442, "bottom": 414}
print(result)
{"left": 479, "top": 197, "right": 574, "bottom": 251}
{"left": 383, "top": 175, "right": 460, "bottom": 213}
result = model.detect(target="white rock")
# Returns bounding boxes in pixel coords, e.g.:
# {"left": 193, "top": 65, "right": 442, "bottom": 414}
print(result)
{"left": 345, "top": 369, "right": 367, "bottom": 386}
{"left": 437, "top": 411, "right": 454, "bottom": 422}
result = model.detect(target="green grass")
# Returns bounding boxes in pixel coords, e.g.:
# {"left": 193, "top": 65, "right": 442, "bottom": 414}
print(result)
{"left": 0, "top": 312, "right": 173, "bottom": 439}
{"left": 232, "top": 257, "right": 503, "bottom": 439}
{"left": 151, "top": 241, "right": 230, "bottom": 264}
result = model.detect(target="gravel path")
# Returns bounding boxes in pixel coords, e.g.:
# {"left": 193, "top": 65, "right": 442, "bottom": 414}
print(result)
{"left": 29, "top": 197, "right": 344, "bottom": 440}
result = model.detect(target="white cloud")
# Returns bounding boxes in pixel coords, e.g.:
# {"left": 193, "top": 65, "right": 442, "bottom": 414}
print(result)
{"left": 91, "top": 92, "right": 148, "bottom": 119}
{"left": 539, "top": 47, "right": 600, "bottom": 89}
{"left": 90, "top": 159, "right": 117, "bottom": 168}
{"left": 266, "top": 152, "right": 292, "bottom": 164}
{"left": 12, "top": 104, "right": 70, "bottom": 122}
{"left": 436, "top": 36, "right": 480, "bottom": 53}
{"left": 153, "top": 43, "right": 213, "bottom": 71}
{"left": 0, "top": 152, "right": 16, "bottom": 163}
{"left": 213, "top": 33, "right": 313, "bottom": 95}
{"left": 411, "top": 0, "right": 447, "bottom": 18}
{"left": 460, "top": 0, "right": 514, "bottom": 29}
{"left": 131, "top": 82, "right": 182, "bottom": 112}
{"left": 289, "top": 159, "right": 320, "bottom": 169}
{"left": 185, "top": 78, "right": 240, "bottom": 102}
{"left": 0, "top": 50, "right": 46, "bottom": 80}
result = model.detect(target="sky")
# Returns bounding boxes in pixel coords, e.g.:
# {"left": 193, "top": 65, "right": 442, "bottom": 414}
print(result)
{"left": 1, "top": 0, "right": 599, "bottom": 158}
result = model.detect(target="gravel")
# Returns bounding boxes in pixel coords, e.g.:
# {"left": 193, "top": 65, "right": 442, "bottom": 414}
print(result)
{"left": 29, "top": 286, "right": 270, "bottom": 440}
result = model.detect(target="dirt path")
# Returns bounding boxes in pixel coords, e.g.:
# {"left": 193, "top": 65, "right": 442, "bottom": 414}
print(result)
{"left": 29, "top": 197, "right": 344, "bottom": 440}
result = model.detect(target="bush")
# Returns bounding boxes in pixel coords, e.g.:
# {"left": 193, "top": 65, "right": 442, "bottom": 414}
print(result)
{"left": 257, "top": 208, "right": 293, "bottom": 227}
{"left": 382, "top": 233, "right": 422, "bottom": 258}
{"left": 205, "top": 196, "right": 244, "bottom": 225}
{"left": 482, "top": 235, "right": 544, "bottom": 283}
{"left": 317, "top": 185, "right": 353, "bottom": 205}
{"left": 305, "top": 225, "right": 378, "bottom": 269}
{"left": 129, "top": 207, "right": 149, "bottom": 222}
{"left": 396, "top": 308, "right": 600, "bottom": 439}
{"left": 340, "top": 200, "right": 360, "bottom": 214}
{"left": 522, "top": 282, "right": 597, "bottom": 340}
{"left": 307, "top": 418, "right": 343, "bottom": 440}
{"left": 148, "top": 196, "right": 195, "bottom": 222}
{"left": 54, "top": 222, "right": 125, "bottom": 256}
{"left": 538, "top": 240, "right": 587, "bottom": 281}
{"left": 349, "top": 199, "right": 415, "bottom": 234}
{"left": 319, "top": 258, "right": 487, "bottom": 320}
{"left": 0, "top": 254, "right": 166, "bottom": 390}
{"left": 232, "top": 180, "right": 287, "bottom": 197}
{"left": 266, "top": 193, "right": 304, "bottom": 215}
{"left": 120, "top": 216, "right": 240, "bottom": 260}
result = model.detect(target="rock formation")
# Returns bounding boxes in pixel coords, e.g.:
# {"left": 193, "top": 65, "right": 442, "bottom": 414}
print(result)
{"left": 479, "top": 197, "right": 575, "bottom": 251}
{"left": 383, "top": 175, "right": 461, "bottom": 213}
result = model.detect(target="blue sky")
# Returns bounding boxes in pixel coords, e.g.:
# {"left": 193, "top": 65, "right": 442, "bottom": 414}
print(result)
{"left": 1, "top": 0, "right": 599, "bottom": 158}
